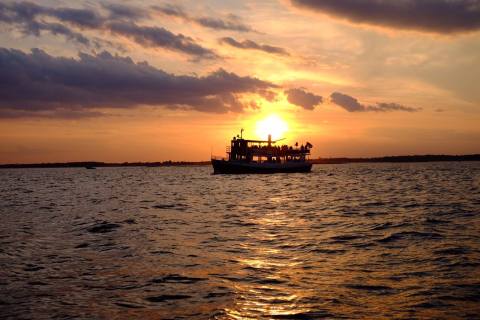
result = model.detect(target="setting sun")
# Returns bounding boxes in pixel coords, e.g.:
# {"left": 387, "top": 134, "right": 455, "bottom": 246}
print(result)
{"left": 255, "top": 114, "right": 289, "bottom": 140}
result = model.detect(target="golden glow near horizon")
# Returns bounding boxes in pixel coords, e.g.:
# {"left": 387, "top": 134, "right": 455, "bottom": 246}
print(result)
{"left": 255, "top": 114, "right": 289, "bottom": 141}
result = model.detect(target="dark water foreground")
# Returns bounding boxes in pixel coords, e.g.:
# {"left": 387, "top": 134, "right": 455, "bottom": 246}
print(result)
{"left": 1, "top": 163, "right": 479, "bottom": 319}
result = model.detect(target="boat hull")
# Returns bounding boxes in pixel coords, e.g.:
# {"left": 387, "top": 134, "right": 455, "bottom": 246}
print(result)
{"left": 212, "top": 159, "right": 312, "bottom": 174}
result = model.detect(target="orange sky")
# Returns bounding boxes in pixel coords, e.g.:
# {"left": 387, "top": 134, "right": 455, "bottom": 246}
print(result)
{"left": 1, "top": 0, "right": 479, "bottom": 163}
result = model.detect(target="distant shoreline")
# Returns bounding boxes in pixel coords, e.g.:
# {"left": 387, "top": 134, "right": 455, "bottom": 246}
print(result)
{"left": 0, "top": 154, "right": 479, "bottom": 168}
{"left": 310, "top": 154, "right": 480, "bottom": 164}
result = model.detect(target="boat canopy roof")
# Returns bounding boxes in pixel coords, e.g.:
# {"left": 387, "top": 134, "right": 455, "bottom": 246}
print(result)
{"left": 232, "top": 137, "right": 282, "bottom": 144}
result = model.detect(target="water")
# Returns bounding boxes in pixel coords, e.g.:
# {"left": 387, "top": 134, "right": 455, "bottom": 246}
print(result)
{"left": 1, "top": 162, "right": 479, "bottom": 319}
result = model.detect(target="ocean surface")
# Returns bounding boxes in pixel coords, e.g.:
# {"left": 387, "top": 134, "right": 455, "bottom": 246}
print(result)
{"left": 1, "top": 162, "right": 479, "bottom": 319}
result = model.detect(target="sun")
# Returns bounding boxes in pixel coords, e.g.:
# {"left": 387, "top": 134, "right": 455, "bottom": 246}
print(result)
{"left": 255, "top": 114, "right": 288, "bottom": 140}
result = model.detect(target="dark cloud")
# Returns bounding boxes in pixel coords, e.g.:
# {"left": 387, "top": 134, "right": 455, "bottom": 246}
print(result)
{"left": 48, "top": 7, "right": 104, "bottom": 29}
{"left": 0, "top": 1, "right": 92, "bottom": 45}
{"left": 330, "top": 92, "right": 419, "bottom": 112}
{"left": 0, "top": 48, "right": 275, "bottom": 118}
{"left": 0, "top": 108, "right": 106, "bottom": 119}
{"left": 258, "top": 89, "right": 278, "bottom": 102}
{"left": 219, "top": 37, "right": 289, "bottom": 56}
{"left": 0, "top": 2, "right": 217, "bottom": 59}
{"left": 290, "top": 0, "right": 480, "bottom": 34}
{"left": 108, "top": 22, "right": 218, "bottom": 59}
{"left": 153, "top": 4, "right": 254, "bottom": 32}
{"left": 102, "top": 3, "right": 147, "bottom": 21}
{"left": 36, "top": 21, "right": 91, "bottom": 45}
{"left": 285, "top": 88, "right": 322, "bottom": 110}
{"left": 369, "top": 102, "right": 419, "bottom": 112}
{"left": 330, "top": 92, "right": 365, "bottom": 112}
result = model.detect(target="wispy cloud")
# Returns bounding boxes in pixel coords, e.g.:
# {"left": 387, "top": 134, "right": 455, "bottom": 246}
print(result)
{"left": 330, "top": 92, "right": 419, "bottom": 112}
{"left": 108, "top": 22, "right": 218, "bottom": 59}
{"left": 102, "top": 3, "right": 148, "bottom": 21}
{"left": 153, "top": 4, "right": 254, "bottom": 32}
{"left": 219, "top": 37, "right": 289, "bottom": 56}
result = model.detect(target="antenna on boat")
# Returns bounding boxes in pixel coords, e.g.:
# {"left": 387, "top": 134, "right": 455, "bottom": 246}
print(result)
{"left": 240, "top": 128, "right": 244, "bottom": 139}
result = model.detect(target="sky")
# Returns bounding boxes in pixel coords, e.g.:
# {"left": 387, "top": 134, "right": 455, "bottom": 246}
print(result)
{"left": 1, "top": 0, "right": 480, "bottom": 163}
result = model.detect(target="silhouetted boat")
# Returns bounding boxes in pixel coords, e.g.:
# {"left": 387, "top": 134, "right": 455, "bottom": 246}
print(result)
{"left": 85, "top": 166, "right": 96, "bottom": 169}
{"left": 212, "top": 131, "right": 312, "bottom": 174}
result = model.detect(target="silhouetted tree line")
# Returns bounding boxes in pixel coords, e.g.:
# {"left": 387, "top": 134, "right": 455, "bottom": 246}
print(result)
{"left": 1, "top": 155, "right": 479, "bottom": 168}
{"left": 0, "top": 161, "right": 210, "bottom": 169}
{"left": 310, "top": 154, "right": 480, "bottom": 164}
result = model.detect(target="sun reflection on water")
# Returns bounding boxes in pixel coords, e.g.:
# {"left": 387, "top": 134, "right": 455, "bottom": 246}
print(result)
{"left": 223, "top": 205, "right": 313, "bottom": 319}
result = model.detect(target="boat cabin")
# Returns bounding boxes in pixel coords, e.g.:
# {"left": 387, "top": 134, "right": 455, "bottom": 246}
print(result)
{"left": 228, "top": 134, "right": 312, "bottom": 163}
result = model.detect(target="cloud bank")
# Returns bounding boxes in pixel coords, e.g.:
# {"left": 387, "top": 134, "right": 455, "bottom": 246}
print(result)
{"left": 285, "top": 88, "right": 322, "bottom": 110}
{"left": 220, "top": 37, "right": 289, "bottom": 56}
{"left": 330, "top": 92, "right": 419, "bottom": 112}
{"left": 290, "top": 0, "right": 480, "bottom": 34}
{"left": 0, "top": 48, "right": 275, "bottom": 118}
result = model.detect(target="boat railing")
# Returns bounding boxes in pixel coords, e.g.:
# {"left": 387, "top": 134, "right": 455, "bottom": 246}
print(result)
{"left": 211, "top": 155, "right": 227, "bottom": 160}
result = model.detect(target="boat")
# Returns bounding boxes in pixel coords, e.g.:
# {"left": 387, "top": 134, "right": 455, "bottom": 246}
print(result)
{"left": 212, "top": 130, "right": 313, "bottom": 174}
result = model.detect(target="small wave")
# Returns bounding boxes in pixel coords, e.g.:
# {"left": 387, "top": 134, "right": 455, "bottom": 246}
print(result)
{"left": 123, "top": 218, "right": 136, "bottom": 224}
{"left": 27, "top": 281, "right": 48, "bottom": 286}
{"left": 151, "top": 274, "right": 207, "bottom": 284}
{"left": 310, "top": 248, "right": 346, "bottom": 255}
{"left": 425, "top": 217, "right": 449, "bottom": 224}
{"left": 152, "top": 204, "right": 176, "bottom": 209}
{"left": 87, "top": 221, "right": 121, "bottom": 233}
{"left": 255, "top": 278, "right": 286, "bottom": 285}
{"left": 150, "top": 250, "right": 173, "bottom": 255}
{"left": 115, "top": 302, "right": 144, "bottom": 309}
{"left": 152, "top": 203, "right": 188, "bottom": 211}
{"left": 402, "top": 203, "right": 421, "bottom": 208}
{"left": 329, "top": 234, "right": 361, "bottom": 242}
{"left": 344, "top": 284, "right": 395, "bottom": 295}
{"left": 145, "top": 294, "right": 191, "bottom": 302}
{"left": 364, "top": 201, "right": 386, "bottom": 207}
{"left": 434, "top": 247, "right": 469, "bottom": 255}
{"left": 204, "top": 291, "right": 232, "bottom": 299}
{"left": 270, "top": 310, "right": 335, "bottom": 319}
{"left": 378, "top": 231, "right": 443, "bottom": 243}
{"left": 411, "top": 301, "right": 452, "bottom": 309}
{"left": 23, "top": 265, "right": 44, "bottom": 272}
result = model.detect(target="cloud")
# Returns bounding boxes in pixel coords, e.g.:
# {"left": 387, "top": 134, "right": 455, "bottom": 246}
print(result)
{"left": 102, "top": 3, "right": 148, "bottom": 21}
{"left": 0, "top": 108, "right": 106, "bottom": 119}
{"left": 47, "top": 6, "right": 105, "bottom": 29}
{"left": 0, "top": 48, "right": 275, "bottom": 118}
{"left": 108, "top": 22, "right": 218, "bottom": 59}
{"left": 33, "top": 21, "right": 91, "bottom": 45}
{"left": 219, "top": 37, "right": 290, "bottom": 56}
{"left": 0, "top": 2, "right": 92, "bottom": 46}
{"left": 285, "top": 88, "right": 322, "bottom": 110}
{"left": 290, "top": 0, "right": 480, "bottom": 34}
{"left": 0, "top": 2, "right": 217, "bottom": 59}
{"left": 330, "top": 92, "right": 419, "bottom": 112}
{"left": 153, "top": 4, "right": 254, "bottom": 32}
